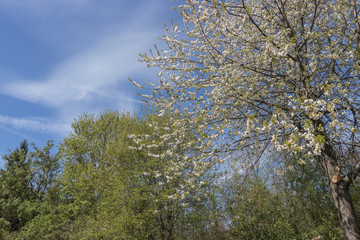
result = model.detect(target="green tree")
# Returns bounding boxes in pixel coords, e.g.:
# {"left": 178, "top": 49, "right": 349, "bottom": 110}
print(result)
{"left": 225, "top": 155, "right": 343, "bottom": 239}
{"left": 60, "top": 109, "right": 210, "bottom": 239}
{"left": 0, "top": 141, "right": 30, "bottom": 233}
{"left": 0, "top": 140, "right": 60, "bottom": 238}
{"left": 139, "top": 0, "right": 360, "bottom": 238}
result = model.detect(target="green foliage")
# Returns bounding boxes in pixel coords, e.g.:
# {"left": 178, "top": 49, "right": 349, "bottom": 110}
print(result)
{"left": 225, "top": 157, "right": 344, "bottom": 240}
{"left": 59, "top": 110, "right": 189, "bottom": 239}
{"left": 57, "top": 109, "right": 227, "bottom": 239}
{"left": 0, "top": 140, "right": 60, "bottom": 238}
{"left": 18, "top": 202, "right": 67, "bottom": 240}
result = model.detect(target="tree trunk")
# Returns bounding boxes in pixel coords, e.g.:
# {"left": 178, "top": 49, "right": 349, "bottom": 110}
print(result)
{"left": 320, "top": 143, "right": 360, "bottom": 240}
{"left": 329, "top": 180, "right": 359, "bottom": 240}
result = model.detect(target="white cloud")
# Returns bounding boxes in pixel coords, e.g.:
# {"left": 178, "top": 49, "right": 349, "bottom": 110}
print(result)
{"left": 0, "top": 0, "right": 176, "bottom": 137}
{"left": 0, "top": 29, "right": 151, "bottom": 136}
{"left": 0, "top": 114, "right": 69, "bottom": 134}
{"left": 0, "top": 0, "right": 169, "bottom": 108}
{"left": 1, "top": 31, "right": 149, "bottom": 107}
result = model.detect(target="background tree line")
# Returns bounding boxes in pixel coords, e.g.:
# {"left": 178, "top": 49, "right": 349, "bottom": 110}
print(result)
{"left": 0, "top": 109, "right": 359, "bottom": 239}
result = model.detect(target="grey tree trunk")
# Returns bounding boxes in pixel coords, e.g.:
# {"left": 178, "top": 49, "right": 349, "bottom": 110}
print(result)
{"left": 321, "top": 143, "right": 360, "bottom": 240}
{"left": 329, "top": 180, "right": 359, "bottom": 240}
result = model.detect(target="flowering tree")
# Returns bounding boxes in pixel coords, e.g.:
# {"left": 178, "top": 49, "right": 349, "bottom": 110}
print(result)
{"left": 138, "top": 0, "right": 360, "bottom": 238}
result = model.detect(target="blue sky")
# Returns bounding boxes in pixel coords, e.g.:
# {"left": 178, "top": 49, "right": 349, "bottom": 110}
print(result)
{"left": 0, "top": 0, "right": 179, "bottom": 166}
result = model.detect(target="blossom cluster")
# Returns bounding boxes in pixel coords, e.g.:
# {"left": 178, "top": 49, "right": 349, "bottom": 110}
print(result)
{"left": 136, "top": 0, "right": 360, "bottom": 199}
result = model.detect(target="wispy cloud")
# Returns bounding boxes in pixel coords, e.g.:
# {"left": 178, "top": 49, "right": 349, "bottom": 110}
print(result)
{"left": 0, "top": 29, "right": 153, "bottom": 136}
{"left": 0, "top": 0, "right": 174, "bottom": 137}
{"left": 0, "top": 31, "right": 151, "bottom": 107}
{"left": 0, "top": 114, "right": 69, "bottom": 134}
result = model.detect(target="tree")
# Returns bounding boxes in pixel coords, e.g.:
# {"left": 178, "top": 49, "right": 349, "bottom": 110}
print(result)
{"left": 60, "top": 109, "right": 214, "bottom": 239}
{"left": 224, "top": 154, "right": 343, "bottom": 239}
{"left": 0, "top": 140, "right": 60, "bottom": 236}
{"left": 139, "top": 0, "right": 360, "bottom": 238}
{"left": 59, "top": 110, "right": 150, "bottom": 238}
{"left": 0, "top": 141, "right": 31, "bottom": 233}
